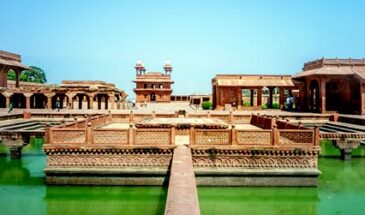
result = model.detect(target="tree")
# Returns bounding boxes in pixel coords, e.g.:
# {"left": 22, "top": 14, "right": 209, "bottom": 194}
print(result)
{"left": 7, "top": 66, "right": 47, "bottom": 83}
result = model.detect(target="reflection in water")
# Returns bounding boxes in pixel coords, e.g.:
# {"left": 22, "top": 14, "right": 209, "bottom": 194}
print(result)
{"left": 45, "top": 186, "right": 167, "bottom": 215}
{"left": 0, "top": 139, "right": 167, "bottom": 215}
{"left": 199, "top": 186, "right": 318, "bottom": 215}
{"left": 1, "top": 140, "right": 365, "bottom": 215}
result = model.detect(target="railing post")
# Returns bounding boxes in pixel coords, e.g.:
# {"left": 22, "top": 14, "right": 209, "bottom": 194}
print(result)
{"left": 45, "top": 124, "right": 51, "bottom": 144}
{"left": 285, "top": 119, "right": 289, "bottom": 129}
{"left": 170, "top": 126, "right": 176, "bottom": 145}
{"left": 108, "top": 111, "right": 113, "bottom": 122}
{"left": 271, "top": 116, "right": 277, "bottom": 129}
{"left": 128, "top": 124, "right": 134, "bottom": 145}
{"left": 129, "top": 111, "right": 134, "bottom": 123}
{"left": 86, "top": 122, "right": 92, "bottom": 144}
{"left": 152, "top": 110, "right": 156, "bottom": 118}
{"left": 189, "top": 126, "right": 195, "bottom": 145}
{"left": 314, "top": 126, "right": 320, "bottom": 146}
{"left": 207, "top": 111, "right": 211, "bottom": 118}
{"left": 231, "top": 125, "right": 237, "bottom": 145}
{"left": 229, "top": 111, "right": 234, "bottom": 124}
{"left": 272, "top": 125, "right": 279, "bottom": 146}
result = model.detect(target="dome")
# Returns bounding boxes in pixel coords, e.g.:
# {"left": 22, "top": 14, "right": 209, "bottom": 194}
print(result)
{"left": 136, "top": 60, "right": 143, "bottom": 66}
{"left": 164, "top": 60, "right": 171, "bottom": 66}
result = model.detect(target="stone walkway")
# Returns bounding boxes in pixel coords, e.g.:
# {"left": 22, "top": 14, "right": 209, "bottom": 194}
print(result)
{"left": 164, "top": 145, "right": 200, "bottom": 215}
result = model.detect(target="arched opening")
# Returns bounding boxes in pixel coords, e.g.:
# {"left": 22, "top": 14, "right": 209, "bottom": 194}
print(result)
{"left": 73, "top": 94, "right": 89, "bottom": 109}
{"left": 10, "top": 93, "right": 26, "bottom": 108}
{"left": 262, "top": 87, "right": 269, "bottom": 108}
{"left": 151, "top": 93, "right": 156, "bottom": 102}
{"left": 310, "top": 80, "right": 320, "bottom": 112}
{"left": 30, "top": 93, "right": 47, "bottom": 109}
{"left": 0, "top": 94, "right": 6, "bottom": 108}
{"left": 96, "top": 94, "right": 109, "bottom": 110}
{"left": 52, "top": 93, "right": 68, "bottom": 109}
{"left": 242, "top": 89, "right": 257, "bottom": 107}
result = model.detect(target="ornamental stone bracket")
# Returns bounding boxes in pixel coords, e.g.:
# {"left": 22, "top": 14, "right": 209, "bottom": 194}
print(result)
{"left": 0, "top": 133, "right": 30, "bottom": 159}
{"left": 334, "top": 139, "right": 361, "bottom": 160}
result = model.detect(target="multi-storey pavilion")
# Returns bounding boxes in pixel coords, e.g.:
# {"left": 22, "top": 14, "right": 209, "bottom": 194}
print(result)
{"left": 294, "top": 58, "right": 365, "bottom": 115}
{"left": 133, "top": 61, "right": 174, "bottom": 103}
{"left": 0, "top": 50, "right": 31, "bottom": 89}
{"left": 212, "top": 74, "right": 296, "bottom": 110}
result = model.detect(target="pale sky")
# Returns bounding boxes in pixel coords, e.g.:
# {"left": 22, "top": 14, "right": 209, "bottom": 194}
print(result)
{"left": 1, "top": 0, "right": 365, "bottom": 98}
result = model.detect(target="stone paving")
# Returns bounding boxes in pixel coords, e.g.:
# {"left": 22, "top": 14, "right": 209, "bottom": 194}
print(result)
{"left": 164, "top": 145, "right": 200, "bottom": 215}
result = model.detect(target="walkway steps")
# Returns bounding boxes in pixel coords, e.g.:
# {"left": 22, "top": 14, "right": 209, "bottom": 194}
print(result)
{"left": 0, "top": 121, "right": 39, "bottom": 130}
{"left": 164, "top": 145, "right": 200, "bottom": 215}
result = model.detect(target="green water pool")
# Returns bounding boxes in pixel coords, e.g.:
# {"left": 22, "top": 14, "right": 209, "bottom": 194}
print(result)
{"left": 0, "top": 139, "right": 365, "bottom": 215}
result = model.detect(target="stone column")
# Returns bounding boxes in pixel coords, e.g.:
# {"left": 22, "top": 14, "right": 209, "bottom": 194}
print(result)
{"left": 4, "top": 93, "right": 12, "bottom": 108}
{"left": 45, "top": 93, "right": 54, "bottom": 109}
{"left": 66, "top": 93, "right": 76, "bottom": 109}
{"left": 320, "top": 79, "right": 326, "bottom": 113}
{"left": 82, "top": 95, "right": 88, "bottom": 110}
{"left": 24, "top": 93, "right": 32, "bottom": 110}
{"left": 237, "top": 87, "right": 242, "bottom": 110}
{"left": 257, "top": 88, "right": 262, "bottom": 107}
{"left": 361, "top": 83, "right": 365, "bottom": 115}
{"left": 89, "top": 95, "right": 94, "bottom": 110}
{"left": 0, "top": 66, "right": 8, "bottom": 88}
{"left": 279, "top": 87, "right": 285, "bottom": 109}
{"left": 268, "top": 87, "right": 274, "bottom": 108}
{"left": 109, "top": 94, "right": 115, "bottom": 110}
{"left": 250, "top": 89, "right": 254, "bottom": 106}
{"left": 15, "top": 69, "right": 20, "bottom": 88}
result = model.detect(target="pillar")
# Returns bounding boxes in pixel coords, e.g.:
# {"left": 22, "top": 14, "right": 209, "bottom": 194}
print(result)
{"left": 109, "top": 94, "right": 115, "bottom": 110}
{"left": 46, "top": 94, "right": 52, "bottom": 109}
{"left": 0, "top": 66, "right": 8, "bottom": 88}
{"left": 257, "top": 88, "right": 262, "bottom": 107}
{"left": 10, "top": 147, "right": 22, "bottom": 159}
{"left": 268, "top": 87, "right": 274, "bottom": 108}
{"left": 360, "top": 83, "right": 365, "bottom": 115}
{"left": 320, "top": 79, "right": 326, "bottom": 113}
{"left": 89, "top": 95, "right": 94, "bottom": 110}
{"left": 25, "top": 95, "right": 31, "bottom": 110}
{"left": 250, "top": 89, "right": 254, "bottom": 106}
{"left": 237, "top": 87, "right": 242, "bottom": 109}
{"left": 5, "top": 95, "right": 11, "bottom": 108}
{"left": 279, "top": 88, "right": 285, "bottom": 109}
{"left": 15, "top": 69, "right": 20, "bottom": 88}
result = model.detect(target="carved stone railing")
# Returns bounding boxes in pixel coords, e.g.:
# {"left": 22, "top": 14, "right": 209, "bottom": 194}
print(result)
{"left": 190, "top": 128, "right": 231, "bottom": 145}
{"left": 236, "top": 130, "right": 272, "bottom": 145}
{"left": 278, "top": 130, "right": 314, "bottom": 145}
{"left": 134, "top": 128, "right": 174, "bottom": 145}
{"left": 191, "top": 126, "right": 319, "bottom": 148}
{"left": 49, "top": 128, "right": 86, "bottom": 144}
{"left": 93, "top": 128, "right": 129, "bottom": 145}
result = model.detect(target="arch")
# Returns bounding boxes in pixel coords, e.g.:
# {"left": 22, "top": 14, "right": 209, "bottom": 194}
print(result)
{"left": 0, "top": 93, "right": 5, "bottom": 108}
{"left": 96, "top": 94, "right": 109, "bottom": 110}
{"left": 72, "top": 94, "right": 90, "bottom": 110}
{"left": 52, "top": 93, "right": 68, "bottom": 109}
{"left": 30, "top": 93, "right": 47, "bottom": 109}
{"left": 10, "top": 93, "right": 26, "bottom": 108}
{"left": 150, "top": 93, "right": 156, "bottom": 102}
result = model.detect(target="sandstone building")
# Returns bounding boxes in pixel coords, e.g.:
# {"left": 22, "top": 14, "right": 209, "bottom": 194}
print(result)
{"left": 133, "top": 61, "right": 174, "bottom": 103}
